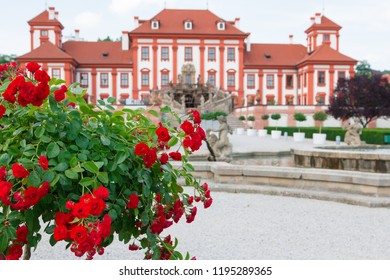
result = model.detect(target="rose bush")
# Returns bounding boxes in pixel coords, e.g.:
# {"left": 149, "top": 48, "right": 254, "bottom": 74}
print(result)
{"left": 0, "top": 62, "right": 211, "bottom": 260}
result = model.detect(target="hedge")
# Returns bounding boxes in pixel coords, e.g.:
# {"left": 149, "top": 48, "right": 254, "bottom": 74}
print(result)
{"left": 200, "top": 111, "right": 228, "bottom": 120}
{"left": 264, "top": 127, "right": 390, "bottom": 144}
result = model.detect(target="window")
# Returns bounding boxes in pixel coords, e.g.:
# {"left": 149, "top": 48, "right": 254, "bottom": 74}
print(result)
{"left": 338, "top": 71, "right": 346, "bottom": 80}
{"left": 266, "top": 95, "right": 275, "bottom": 105}
{"left": 217, "top": 22, "right": 225, "bottom": 30}
{"left": 318, "top": 71, "right": 326, "bottom": 85}
{"left": 208, "top": 47, "right": 216, "bottom": 61}
{"left": 161, "top": 47, "right": 169, "bottom": 61}
{"left": 41, "top": 30, "right": 48, "bottom": 37}
{"left": 247, "top": 75, "right": 255, "bottom": 89}
{"left": 266, "top": 75, "right": 274, "bottom": 88}
{"left": 100, "top": 73, "right": 109, "bottom": 87}
{"left": 141, "top": 73, "right": 149, "bottom": 87}
{"left": 227, "top": 73, "right": 235, "bottom": 87}
{"left": 141, "top": 47, "right": 149, "bottom": 61}
{"left": 323, "top": 34, "right": 330, "bottom": 41}
{"left": 184, "top": 21, "right": 192, "bottom": 30}
{"left": 185, "top": 47, "right": 192, "bottom": 61}
{"left": 185, "top": 75, "right": 192, "bottom": 85}
{"left": 286, "top": 75, "right": 293, "bottom": 88}
{"left": 316, "top": 94, "right": 326, "bottom": 105}
{"left": 161, "top": 73, "right": 169, "bottom": 87}
{"left": 52, "top": 69, "right": 60, "bottom": 79}
{"left": 120, "top": 73, "right": 129, "bottom": 88}
{"left": 80, "top": 73, "right": 88, "bottom": 87}
{"left": 227, "top": 48, "right": 235, "bottom": 61}
{"left": 151, "top": 21, "right": 159, "bottom": 29}
{"left": 208, "top": 73, "right": 216, "bottom": 86}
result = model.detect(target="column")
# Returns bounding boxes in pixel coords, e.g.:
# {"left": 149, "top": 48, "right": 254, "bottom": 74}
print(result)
{"left": 91, "top": 68, "right": 97, "bottom": 104}
{"left": 112, "top": 68, "right": 117, "bottom": 100}
{"left": 132, "top": 44, "right": 139, "bottom": 99}
{"left": 172, "top": 40, "right": 178, "bottom": 85}
{"left": 258, "top": 70, "right": 263, "bottom": 104}
{"left": 277, "top": 70, "right": 283, "bottom": 105}
{"left": 238, "top": 46, "right": 244, "bottom": 104}
{"left": 199, "top": 41, "right": 205, "bottom": 84}
{"left": 329, "top": 65, "right": 334, "bottom": 101}
{"left": 152, "top": 40, "right": 158, "bottom": 89}
{"left": 219, "top": 45, "right": 225, "bottom": 90}
{"left": 307, "top": 65, "right": 314, "bottom": 105}
{"left": 64, "top": 63, "right": 71, "bottom": 85}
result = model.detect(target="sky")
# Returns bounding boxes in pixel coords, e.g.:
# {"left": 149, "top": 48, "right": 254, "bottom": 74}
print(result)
{"left": 1, "top": 0, "right": 389, "bottom": 71}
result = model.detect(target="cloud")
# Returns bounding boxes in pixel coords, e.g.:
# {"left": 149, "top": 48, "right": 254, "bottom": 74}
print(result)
{"left": 109, "top": 0, "right": 163, "bottom": 15}
{"left": 74, "top": 12, "right": 101, "bottom": 29}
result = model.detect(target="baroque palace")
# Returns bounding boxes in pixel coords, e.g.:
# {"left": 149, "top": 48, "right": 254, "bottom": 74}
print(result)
{"left": 17, "top": 7, "right": 358, "bottom": 127}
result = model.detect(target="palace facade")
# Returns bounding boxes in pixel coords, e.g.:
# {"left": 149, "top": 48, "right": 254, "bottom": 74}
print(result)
{"left": 17, "top": 7, "right": 357, "bottom": 109}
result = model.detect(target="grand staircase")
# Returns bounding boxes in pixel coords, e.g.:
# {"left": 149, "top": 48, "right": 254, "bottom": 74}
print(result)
{"left": 227, "top": 114, "right": 246, "bottom": 131}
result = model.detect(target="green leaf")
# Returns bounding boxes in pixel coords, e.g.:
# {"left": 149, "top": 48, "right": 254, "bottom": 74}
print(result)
{"left": 27, "top": 170, "right": 41, "bottom": 187}
{"left": 168, "top": 137, "right": 179, "bottom": 147}
{"left": 79, "top": 177, "right": 94, "bottom": 187}
{"left": 49, "top": 235, "right": 57, "bottom": 247}
{"left": 45, "top": 225, "right": 56, "bottom": 234}
{"left": 34, "top": 126, "right": 45, "bottom": 138}
{"left": 115, "top": 152, "right": 128, "bottom": 165}
{"left": 97, "top": 172, "right": 109, "bottom": 184}
{"left": 71, "top": 166, "right": 84, "bottom": 173}
{"left": 108, "top": 209, "right": 117, "bottom": 220}
{"left": 100, "top": 135, "right": 111, "bottom": 146}
{"left": 0, "top": 234, "right": 9, "bottom": 254}
{"left": 160, "top": 106, "right": 171, "bottom": 113}
{"left": 82, "top": 161, "right": 99, "bottom": 174}
{"left": 107, "top": 97, "right": 116, "bottom": 104}
{"left": 43, "top": 171, "right": 56, "bottom": 183}
{"left": 54, "top": 162, "right": 69, "bottom": 172}
{"left": 65, "top": 169, "right": 79, "bottom": 180}
{"left": 98, "top": 100, "right": 105, "bottom": 106}
{"left": 47, "top": 143, "right": 60, "bottom": 158}
{"left": 148, "top": 110, "right": 160, "bottom": 118}
{"left": 12, "top": 127, "right": 25, "bottom": 137}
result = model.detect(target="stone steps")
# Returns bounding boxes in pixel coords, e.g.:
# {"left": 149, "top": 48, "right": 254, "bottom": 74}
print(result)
{"left": 227, "top": 114, "right": 246, "bottom": 130}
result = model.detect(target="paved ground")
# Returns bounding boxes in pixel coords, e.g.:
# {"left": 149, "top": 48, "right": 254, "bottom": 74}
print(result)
{"left": 31, "top": 134, "right": 390, "bottom": 260}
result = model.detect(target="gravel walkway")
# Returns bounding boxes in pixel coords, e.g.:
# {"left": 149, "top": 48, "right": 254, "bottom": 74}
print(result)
{"left": 32, "top": 191, "right": 390, "bottom": 260}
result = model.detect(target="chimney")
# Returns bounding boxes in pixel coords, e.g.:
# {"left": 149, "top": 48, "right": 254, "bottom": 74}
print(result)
{"left": 234, "top": 17, "right": 240, "bottom": 28}
{"left": 134, "top": 16, "right": 139, "bottom": 27}
{"left": 48, "top": 7, "right": 55, "bottom": 20}
{"left": 54, "top": 11, "right": 59, "bottom": 20}
{"left": 315, "top": 13, "right": 321, "bottom": 24}
{"left": 246, "top": 34, "right": 251, "bottom": 52}
{"left": 289, "top": 34, "right": 294, "bottom": 44}
{"left": 75, "top": 29, "right": 80, "bottom": 41}
{"left": 310, "top": 17, "right": 315, "bottom": 25}
{"left": 122, "top": 31, "right": 129, "bottom": 51}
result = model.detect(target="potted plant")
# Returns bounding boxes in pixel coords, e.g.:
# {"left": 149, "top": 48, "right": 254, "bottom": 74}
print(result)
{"left": 293, "top": 113, "right": 307, "bottom": 142}
{"left": 312, "top": 111, "right": 328, "bottom": 145}
{"left": 236, "top": 115, "right": 246, "bottom": 134}
{"left": 246, "top": 115, "right": 257, "bottom": 136}
{"left": 258, "top": 114, "right": 269, "bottom": 137}
{"left": 270, "top": 113, "right": 282, "bottom": 139}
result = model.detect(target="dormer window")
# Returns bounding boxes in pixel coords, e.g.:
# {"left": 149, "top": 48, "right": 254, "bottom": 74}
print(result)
{"left": 184, "top": 20, "right": 193, "bottom": 30}
{"left": 217, "top": 21, "right": 225, "bottom": 30}
{"left": 151, "top": 20, "right": 159, "bottom": 30}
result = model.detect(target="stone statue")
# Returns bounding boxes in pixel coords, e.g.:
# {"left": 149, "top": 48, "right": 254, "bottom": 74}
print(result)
{"left": 206, "top": 115, "right": 233, "bottom": 161}
{"left": 343, "top": 118, "right": 363, "bottom": 145}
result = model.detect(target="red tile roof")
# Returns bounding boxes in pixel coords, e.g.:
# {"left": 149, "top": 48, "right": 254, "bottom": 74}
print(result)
{"left": 244, "top": 44, "right": 307, "bottom": 67}
{"left": 17, "top": 41, "right": 74, "bottom": 61}
{"left": 305, "top": 15, "right": 341, "bottom": 33}
{"left": 62, "top": 41, "right": 133, "bottom": 66}
{"left": 28, "top": 10, "right": 64, "bottom": 29}
{"left": 297, "top": 42, "right": 357, "bottom": 66}
{"left": 131, "top": 9, "right": 247, "bottom": 37}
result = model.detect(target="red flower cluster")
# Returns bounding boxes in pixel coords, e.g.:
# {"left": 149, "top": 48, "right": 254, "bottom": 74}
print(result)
{"left": 38, "top": 156, "right": 49, "bottom": 170}
{"left": 0, "top": 62, "right": 23, "bottom": 83}
{"left": 195, "top": 183, "right": 213, "bottom": 209}
{"left": 180, "top": 111, "right": 206, "bottom": 152}
{"left": 0, "top": 103, "right": 6, "bottom": 118}
{"left": 134, "top": 142, "right": 158, "bottom": 168}
{"left": 12, "top": 163, "right": 30, "bottom": 178}
{"left": 127, "top": 193, "right": 139, "bottom": 209}
{"left": 53, "top": 186, "right": 111, "bottom": 259}
{"left": 0, "top": 181, "right": 50, "bottom": 210}
{"left": 54, "top": 85, "right": 68, "bottom": 102}
{"left": 4, "top": 225, "right": 29, "bottom": 260}
{"left": 26, "top": 62, "right": 41, "bottom": 73}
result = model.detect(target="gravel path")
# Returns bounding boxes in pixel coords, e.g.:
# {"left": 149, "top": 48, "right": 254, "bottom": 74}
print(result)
{"left": 32, "top": 191, "right": 390, "bottom": 260}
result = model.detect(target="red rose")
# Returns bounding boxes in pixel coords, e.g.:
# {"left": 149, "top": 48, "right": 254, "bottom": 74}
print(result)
{"left": 134, "top": 142, "right": 149, "bottom": 156}
{"left": 34, "top": 82, "right": 50, "bottom": 102}
{"left": 183, "top": 136, "right": 192, "bottom": 149}
{"left": 55, "top": 212, "right": 73, "bottom": 226}
{"left": 190, "top": 133, "right": 203, "bottom": 151}
{"left": 39, "top": 155, "right": 49, "bottom": 170}
{"left": 128, "top": 244, "right": 139, "bottom": 251}
{"left": 127, "top": 193, "right": 139, "bottom": 209}
{"left": 72, "top": 201, "right": 91, "bottom": 219}
{"left": 54, "top": 89, "right": 66, "bottom": 102}
{"left": 7, "top": 244, "right": 23, "bottom": 260}
{"left": 89, "top": 198, "right": 106, "bottom": 216}
{"left": 54, "top": 225, "right": 69, "bottom": 241}
{"left": 26, "top": 62, "right": 41, "bottom": 73}
{"left": 156, "top": 126, "right": 170, "bottom": 142}
{"left": 67, "top": 102, "right": 76, "bottom": 107}
{"left": 191, "top": 110, "right": 201, "bottom": 124}
{"left": 169, "top": 151, "right": 182, "bottom": 161}
{"left": 18, "top": 82, "right": 36, "bottom": 107}
{"left": 34, "top": 70, "right": 50, "bottom": 83}
{"left": 159, "top": 153, "right": 169, "bottom": 164}
{"left": 16, "top": 225, "right": 29, "bottom": 244}
{"left": 93, "top": 186, "right": 109, "bottom": 199}
{"left": 70, "top": 225, "right": 88, "bottom": 243}
{"left": 0, "top": 104, "right": 6, "bottom": 118}
{"left": 196, "top": 126, "right": 206, "bottom": 139}
{"left": 23, "top": 186, "right": 41, "bottom": 207}
{"left": 180, "top": 120, "right": 194, "bottom": 135}
{"left": 39, "top": 181, "right": 50, "bottom": 198}
{"left": 12, "top": 163, "right": 30, "bottom": 178}
{"left": 143, "top": 147, "right": 157, "bottom": 168}
{"left": 0, "top": 181, "right": 12, "bottom": 204}
{"left": 204, "top": 198, "right": 213, "bottom": 208}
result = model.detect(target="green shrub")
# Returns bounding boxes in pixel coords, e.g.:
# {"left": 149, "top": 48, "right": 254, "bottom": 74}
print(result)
{"left": 294, "top": 113, "right": 307, "bottom": 132}
{"left": 261, "top": 114, "right": 269, "bottom": 120}
{"left": 312, "top": 111, "right": 328, "bottom": 133}
{"left": 238, "top": 115, "right": 246, "bottom": 121}
{"left": 247, "top": 115, "right": 255, "bottom": 121}
{"left": 201, "top": 111, "right": 228, "bottom": 120}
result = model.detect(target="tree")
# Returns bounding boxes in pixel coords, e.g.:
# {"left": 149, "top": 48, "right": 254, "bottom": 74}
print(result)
{"left": 0, "top": 54, "right": 16, "bottom": 63}
{"left": 327, "top": 74, "right": 390, "bottom": 127}
{"left": 355, "top": 60, "right": 373, "bottom": 77}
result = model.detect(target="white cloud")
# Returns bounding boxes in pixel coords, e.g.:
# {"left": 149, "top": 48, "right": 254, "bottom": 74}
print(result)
{"left": 74, "top": 12, "right": 101, "bottom": 29}
{"left": 109, "top": 0, "right": 142, "bottom": 14}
